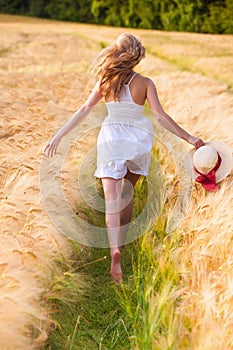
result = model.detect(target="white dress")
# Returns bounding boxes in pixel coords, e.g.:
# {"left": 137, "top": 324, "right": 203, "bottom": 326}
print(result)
{"left": 94, "top": 73, "right": 154, "bottom": 179}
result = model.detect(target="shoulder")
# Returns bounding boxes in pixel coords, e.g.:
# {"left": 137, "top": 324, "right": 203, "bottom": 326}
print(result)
{"left": 135, "top": 74, "right": 154, "bottom": 88}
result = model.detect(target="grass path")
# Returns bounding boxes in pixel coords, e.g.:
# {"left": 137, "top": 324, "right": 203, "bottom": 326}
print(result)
{"left": 0, "top": 14, "right": 233, "bottom": 349}
{"left": 45, "top": 246, "right": 133, "bottom": 350}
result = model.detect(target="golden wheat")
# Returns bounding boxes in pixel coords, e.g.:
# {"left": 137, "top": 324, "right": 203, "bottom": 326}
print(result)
{"left": 0, "top": 14, "right": 232, "bottom": 349}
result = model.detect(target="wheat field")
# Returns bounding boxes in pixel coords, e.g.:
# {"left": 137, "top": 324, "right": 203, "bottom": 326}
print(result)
{"left": 0, "top": 14, "right": 233, "bottom": 349}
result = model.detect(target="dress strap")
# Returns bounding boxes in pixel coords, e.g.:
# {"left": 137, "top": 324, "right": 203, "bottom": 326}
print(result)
{"left": 127, "top": 72, "right": 138, "bottom": 85}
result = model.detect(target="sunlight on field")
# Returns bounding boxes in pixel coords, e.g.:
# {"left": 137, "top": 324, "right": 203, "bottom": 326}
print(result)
{"left": 0, "top": 14, "right": 232, "bottom": 349}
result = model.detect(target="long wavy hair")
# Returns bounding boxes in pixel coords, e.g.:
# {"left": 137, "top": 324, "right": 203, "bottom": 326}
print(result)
{"left": 92, "top": 33, "right": 146, "bottom": 100}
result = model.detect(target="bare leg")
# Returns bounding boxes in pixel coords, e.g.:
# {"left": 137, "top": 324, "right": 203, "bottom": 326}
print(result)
{"left": 102, "top": 177, "right": 123, "bottom": 283}
{"left": 119, "top": 171, "right": 141, "bottom": 247}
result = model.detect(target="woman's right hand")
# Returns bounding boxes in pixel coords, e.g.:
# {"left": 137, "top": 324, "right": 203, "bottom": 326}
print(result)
{"left": 44, "top": 133, "right": 62, "bottom": 157}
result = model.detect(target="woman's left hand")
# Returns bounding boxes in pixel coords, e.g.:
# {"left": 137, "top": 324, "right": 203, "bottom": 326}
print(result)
{"left": 187, "top": 135, "right": 205, "bottom": 149}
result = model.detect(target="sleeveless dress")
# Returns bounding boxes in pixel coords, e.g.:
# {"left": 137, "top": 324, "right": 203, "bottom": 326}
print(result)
{"left": 94, "top": 73, "right": 154, "bottom": 179}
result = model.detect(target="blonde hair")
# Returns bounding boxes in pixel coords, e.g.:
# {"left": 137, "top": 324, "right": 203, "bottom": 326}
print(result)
{"left": 92, "top": 33, "right": 145, "bottom": 100}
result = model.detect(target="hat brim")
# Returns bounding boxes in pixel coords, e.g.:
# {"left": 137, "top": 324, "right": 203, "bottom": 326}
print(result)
{"left": 184, "top": 140, "right": 233, "bottom": 183}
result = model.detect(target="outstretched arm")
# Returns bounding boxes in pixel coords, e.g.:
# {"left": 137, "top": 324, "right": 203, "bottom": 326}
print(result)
{"left": 146, "top": 79, "right": 205, "bottom": 148}
{"left": 44, "top": 84, "right": 103, "bottom": 157}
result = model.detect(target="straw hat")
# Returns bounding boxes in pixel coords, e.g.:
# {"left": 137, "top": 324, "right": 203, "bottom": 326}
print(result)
{"left": 184, "top": 140, "right": 233, "bottom": 183}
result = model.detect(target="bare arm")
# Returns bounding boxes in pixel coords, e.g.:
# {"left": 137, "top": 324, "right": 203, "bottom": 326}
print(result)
{"left": 146, "top": 79, "right": 205, "bottom": 148}
{"left": 44, "top": 84, "right": 103, "bottom": 157}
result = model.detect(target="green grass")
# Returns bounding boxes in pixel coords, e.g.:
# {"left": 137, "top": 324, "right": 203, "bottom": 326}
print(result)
{"left": 118, "top": 232, "right": 190, "bottom": 350}
{"left": 44, "top": 230, "right": 189, "bottom": 350}
{"left": 44, "top": 245, "right": 133, "bottom": 350}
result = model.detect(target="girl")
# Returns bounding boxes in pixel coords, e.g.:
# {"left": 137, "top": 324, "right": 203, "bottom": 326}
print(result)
{"left": 44, "top": 33, "right": 204, "bottom": 283}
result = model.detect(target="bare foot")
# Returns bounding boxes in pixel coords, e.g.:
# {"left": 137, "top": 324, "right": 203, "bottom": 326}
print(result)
{"left": 110, "top": 250, "right": 122, "bottom": 283}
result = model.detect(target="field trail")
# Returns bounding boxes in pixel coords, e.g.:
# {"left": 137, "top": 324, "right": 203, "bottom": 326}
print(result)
{"left": 0, "top": 15, "right": 233, "bottom": 349}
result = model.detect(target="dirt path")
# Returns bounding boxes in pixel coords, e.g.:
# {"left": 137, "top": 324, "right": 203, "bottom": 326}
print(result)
{"left": 0, "top": 14, "right": 232, "bottom": 349}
